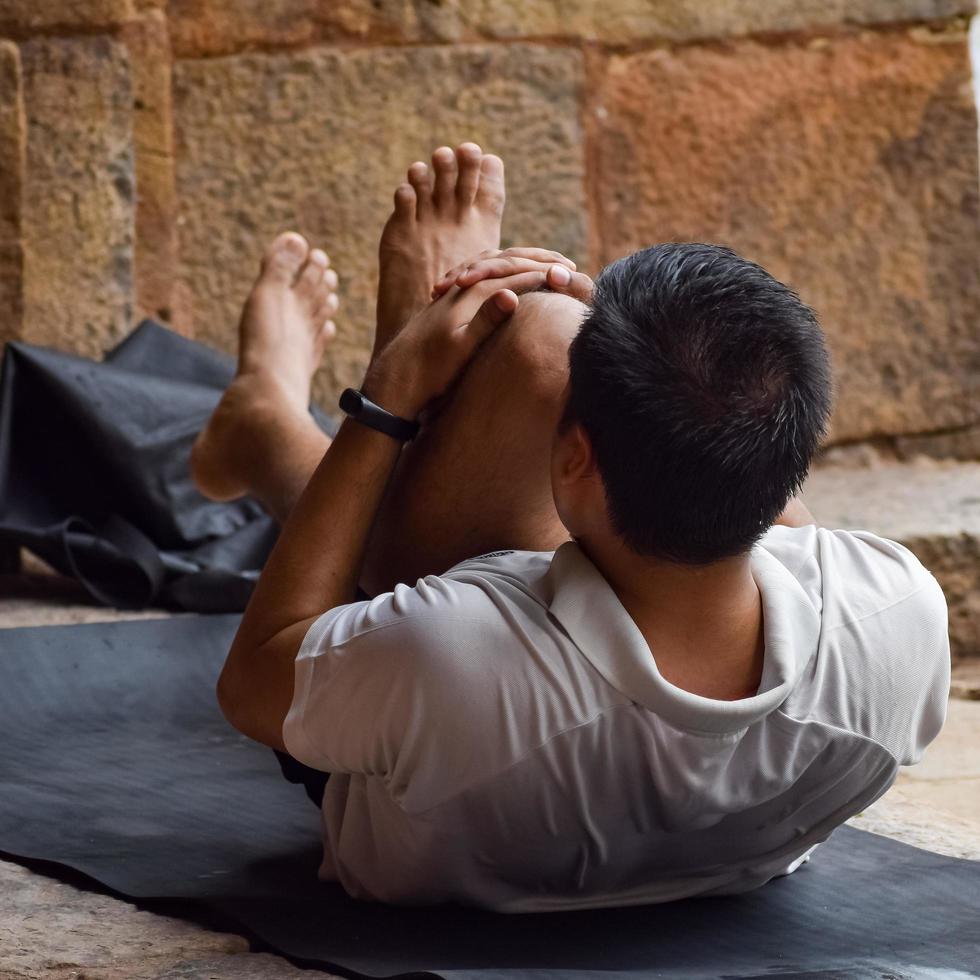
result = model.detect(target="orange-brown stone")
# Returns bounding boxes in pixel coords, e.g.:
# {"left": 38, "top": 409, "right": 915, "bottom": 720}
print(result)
{"left": 0, "top": 41, "right": 25, "bottom": 346}
{"left": 122, "top": 9, "right": 179, "bottom": 327}
{"left": 0, "top": 0, "right": 135, "bottom": 33}
{"left": 166, "top": 0, "right": 393, "bottom": 58}
{"left": 19, "top": 36, "right": 135, "bottom": 357}
{"left": 166, "top": 0, "right": 978, "bottom": 53}
{"left": 593, "top": 29, "right": 980, "bottom": 443}
{"left": 173, "top": 43, "right": 588, "bottom": 409}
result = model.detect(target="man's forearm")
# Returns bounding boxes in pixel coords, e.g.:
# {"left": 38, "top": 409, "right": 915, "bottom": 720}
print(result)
{"left": 217, "top": 268, "right": 544, "bottom": 749}
{"left": 217, "top": 417, "right": 403, "bottom": 748}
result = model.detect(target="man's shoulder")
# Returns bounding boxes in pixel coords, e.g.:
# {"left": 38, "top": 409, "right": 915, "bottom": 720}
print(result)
{"left": 767, "top": 525, "right": 949, "bottom": 762}
{"left": 442, "top": 548, "right": 557, "bottom": 585}
{"left": 759, "top": 524, "right": 945, "bottom": 629}
{"left": 304, "top": 549, "right": 558, "bottom": 658}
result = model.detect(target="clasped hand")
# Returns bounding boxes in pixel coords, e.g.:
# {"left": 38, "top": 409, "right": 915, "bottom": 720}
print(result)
{"left": 363, "top": 247, "right": 593, "bottom": 421}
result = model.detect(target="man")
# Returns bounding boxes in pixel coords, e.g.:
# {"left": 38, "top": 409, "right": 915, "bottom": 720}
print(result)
{"left": 192, "top": 143, "right": 950, "bottom": 911}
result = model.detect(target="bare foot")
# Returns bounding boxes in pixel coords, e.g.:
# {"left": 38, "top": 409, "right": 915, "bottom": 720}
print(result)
{"left": 191, "top": 232, "right": 338, "bottom": 501}
{"left": 375, "top": 142, "right": 505, "bottom": 356}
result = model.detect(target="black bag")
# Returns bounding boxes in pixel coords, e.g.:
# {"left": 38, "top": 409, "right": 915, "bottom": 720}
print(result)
{"left": 0, "top": 320, "right": 336, "bottom": 611}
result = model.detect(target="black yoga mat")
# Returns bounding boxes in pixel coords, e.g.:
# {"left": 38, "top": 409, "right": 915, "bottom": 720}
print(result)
{"left": 2, "top": 614, "right": 979, "bottom": 979}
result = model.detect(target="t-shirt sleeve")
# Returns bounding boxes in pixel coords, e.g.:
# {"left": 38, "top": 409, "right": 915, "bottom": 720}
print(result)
{"left": 821, "top": 529, "right": 951, "bottom": 766}
{"left": 281, "top": 574, "right": 496, "bottom": 786}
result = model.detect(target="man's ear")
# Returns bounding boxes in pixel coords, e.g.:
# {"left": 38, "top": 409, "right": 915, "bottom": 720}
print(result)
{"left": 555, "top": 421, "right": 597, "bottom": 485}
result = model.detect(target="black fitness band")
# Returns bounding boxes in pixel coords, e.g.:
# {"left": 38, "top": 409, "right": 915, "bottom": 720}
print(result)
{"left": 339, "top": 388, "right": 421, "bottom": 442}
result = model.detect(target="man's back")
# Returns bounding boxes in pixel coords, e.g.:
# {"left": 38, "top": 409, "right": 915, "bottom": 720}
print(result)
{"left": 283, "top": 525, "right": 949, "bottom": 910}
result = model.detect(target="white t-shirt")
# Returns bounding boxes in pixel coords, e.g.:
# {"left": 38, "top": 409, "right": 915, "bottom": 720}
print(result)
{"left": 283, "top": 525, "right": 950, "bottom": 911}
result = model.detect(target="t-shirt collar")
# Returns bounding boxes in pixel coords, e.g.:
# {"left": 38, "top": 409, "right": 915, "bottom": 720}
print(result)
{"left": 544, "top": 540, "right": 820, "bottom": 735}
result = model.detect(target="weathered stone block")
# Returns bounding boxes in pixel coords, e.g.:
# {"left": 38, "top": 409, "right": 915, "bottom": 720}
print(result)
{"left": 0, "top": 40, "right": 23, "bottom": 243}
{"left": 167, "top": 0, "right": 394, "bottom": 57}
{"left": 593, "top": 30, "right": 980, "bottom": 442}
{"left": 174, "top": 44, "right": 587, "bottom": 408}
{"left": 166, "top": 0, "right": 978, "bottom": 53}
{"left": 806, "top": 461, "right": 980, "bottom": 659}
{"left": 122, "top": 9, "right": 179, "bottom": 327}
{"left": 0, "top": 0, "right": 135, "bottom": 33}
{"left": 418, "top": 0, "right": 978, "bottom": 44}
{"left": 19, "top": 36, "right": 134, "bottom": 358}
{"left": 0, "top": 40, "right": 24, "bottom": 347}
{"left": 895, "top": 425, "right": 980, "bottom": 462}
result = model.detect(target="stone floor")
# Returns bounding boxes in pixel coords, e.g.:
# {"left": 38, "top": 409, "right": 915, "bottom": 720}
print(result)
{"left": 1, "top": 537, "right": 979, "bottom": 980}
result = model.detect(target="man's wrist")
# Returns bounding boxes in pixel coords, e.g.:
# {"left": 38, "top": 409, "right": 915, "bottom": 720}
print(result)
{"left": 360, "top": 368, "right": 423, "bottom": 421}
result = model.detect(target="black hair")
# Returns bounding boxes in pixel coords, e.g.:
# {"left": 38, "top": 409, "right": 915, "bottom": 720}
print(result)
{"left": 564, "top": 243, "right": 832, "bottom": 564}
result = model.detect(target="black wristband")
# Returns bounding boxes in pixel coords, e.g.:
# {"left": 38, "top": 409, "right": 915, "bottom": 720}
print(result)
{"left": 339, "top": 388, "right": 421, "bottom": 442}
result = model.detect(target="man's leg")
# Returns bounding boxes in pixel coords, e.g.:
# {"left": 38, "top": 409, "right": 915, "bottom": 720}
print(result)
{"left": 362, "top": 290, "right": 583, "bottom": 594}
{"left": 193, "top": 145, "right": 582, "bottom": 592}
{"left": 193, "top": 142, "right": 504, "bottom": 523}
{"left": 190, "top": 232, "right": 337, "bottom": 523}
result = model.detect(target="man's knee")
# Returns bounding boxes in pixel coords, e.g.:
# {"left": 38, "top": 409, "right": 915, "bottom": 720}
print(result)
{"left": 484, "top": 291, "right": 587, "bottom": 407}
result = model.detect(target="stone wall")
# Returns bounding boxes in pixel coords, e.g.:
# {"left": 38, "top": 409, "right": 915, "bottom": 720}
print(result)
{"left": 0, "top": 0, "right": 978, "bottom": 446}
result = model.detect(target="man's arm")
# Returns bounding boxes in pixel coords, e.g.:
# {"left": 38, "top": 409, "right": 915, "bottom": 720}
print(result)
{"left": 774, "top": 495, "right": 818, "bottom": 528}
{"left": 216, "top": 270, "right": 551, "bottom": 750}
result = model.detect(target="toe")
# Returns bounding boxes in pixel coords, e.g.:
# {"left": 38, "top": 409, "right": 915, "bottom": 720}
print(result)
{"left": 476, "top": 154, "right": 505, "bottom": 216}
{"left": 393, "top": 182, "right": 416, "bottom": 220}
{"left": 262, "top": 231, "right": 309, "bottom": 282}
{"left": 407, "top": 161, "right": 432, "bottom": 217}
{"left": 317, "top": 291, "right": 340, "bottom": 319}
{"left": 455, "top": 142, "right": 482, "bottom": 206}
{"left": 431, "top": 145, "right": 457, "bottom": 210}
{"left": 297, "top": 248, "right": 329, "bottom": 298}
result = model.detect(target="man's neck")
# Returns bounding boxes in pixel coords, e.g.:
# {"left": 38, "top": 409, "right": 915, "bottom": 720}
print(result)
{"left": 579, "top": 535, "right": 765, "bottom": 702}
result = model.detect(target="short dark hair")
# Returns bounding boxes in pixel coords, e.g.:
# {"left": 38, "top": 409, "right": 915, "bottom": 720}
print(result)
{"left": 564, "top": 243, "right": 832, "bottom": 564}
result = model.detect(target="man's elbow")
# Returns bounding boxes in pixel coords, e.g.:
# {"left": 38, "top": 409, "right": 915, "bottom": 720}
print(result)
{"left": 215, "top": 654, "right": 289, "bottom": 751}
{"left": 216, "top": 663, "right": 249, "bottom": 735}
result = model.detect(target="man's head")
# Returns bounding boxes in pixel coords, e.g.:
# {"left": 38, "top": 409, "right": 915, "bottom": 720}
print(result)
{"left": 553, "top": 243, "right": 832, "bottom": 564}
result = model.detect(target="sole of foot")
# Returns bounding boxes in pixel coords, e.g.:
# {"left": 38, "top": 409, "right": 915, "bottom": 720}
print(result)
{"left": 191, "top": 232, "right": 339, "bottom": 502}
{"left": 375, "top": 142, "right": 506, "bottom": 354}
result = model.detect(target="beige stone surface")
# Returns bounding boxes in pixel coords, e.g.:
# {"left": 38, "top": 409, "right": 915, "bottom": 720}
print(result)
{"left": 19, "top": 35, "right": 135, "bottom": 358}
{"left": 804, "top": 460, "right": 980, "bottom": 659}
{"left": 593, "top": 28, "right": 980, "bottom": 443}
{"left": 166, "top": 0, "right": 979, "bottom": 53}
{"left": 123, "top": 8, "right": 180, "bottom": 327}
{"left": 852, "top": 698, "right": 980, "bottom": 858}
{"left": 0, "top": 858, "right": 338, "bottom": 979}
{"left": 174, "top": 43, "right": 587, "bottom": 408}
{"left": 951, "top": 661, "right": 980, "bottom": 700}
{"left": 0, "top": 40, "right": 24, "bottom": 347}
{"left": 894, "top": 423, "right": 980, "bottom": 461}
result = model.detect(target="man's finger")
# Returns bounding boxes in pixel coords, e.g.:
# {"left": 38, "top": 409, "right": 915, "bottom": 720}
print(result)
{"left": 546, "top": 266, "right": 594, "bottom": 303}
{"left": 432, "top": 261, "right": 474, "bottom": 298}
{"left": 432, "top": 254, "right": 499, "bottom": 298}
{"left": 432, "top": 247, "right": 575, "bottom": 298}
{"left": 455, "top": 249, "right": 576, "bottom": 285}
{"left": 455, "top": 289, "right": 519, "bottom": 349}
{"left": 454, "top": 256, "right": 556, "bottom": 288}
{"left": 471, "top": 269, "right": 548, "bottom": 298}
{"left": 491, "top": 247, "right": 576, "bottom": 269}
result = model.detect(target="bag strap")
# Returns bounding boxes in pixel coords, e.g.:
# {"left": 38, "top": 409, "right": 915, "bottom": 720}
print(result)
{"left": 60, "top": 515, "right": 167, "bottom": 609}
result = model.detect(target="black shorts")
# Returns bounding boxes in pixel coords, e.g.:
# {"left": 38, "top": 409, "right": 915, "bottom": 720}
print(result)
{"left": 274, "top": 749, "right": 329, "bottom": 807}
